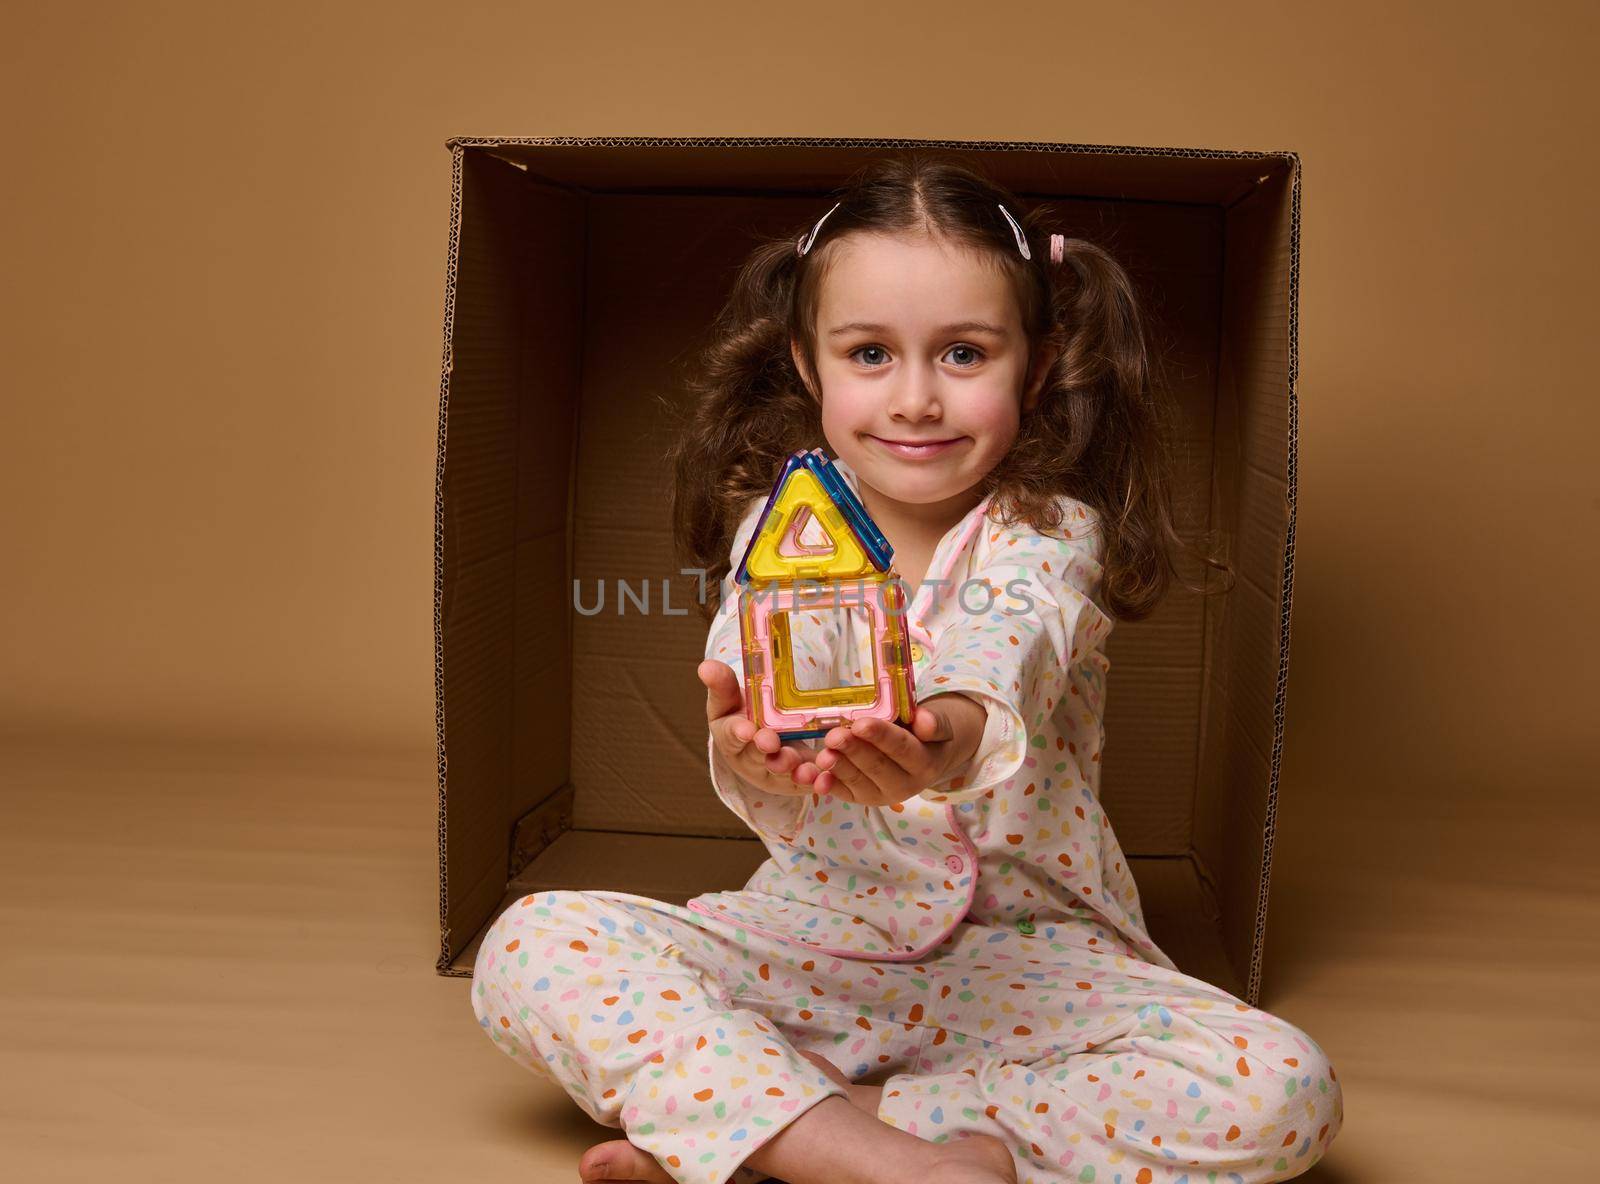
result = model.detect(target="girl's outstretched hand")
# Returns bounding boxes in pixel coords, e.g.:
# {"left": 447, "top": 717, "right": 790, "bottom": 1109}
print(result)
{"left": 698, "top": 660, "right": 817, "bottom": 798}
{"left": 790, "top": 695, "right": 987, "bottom": 807}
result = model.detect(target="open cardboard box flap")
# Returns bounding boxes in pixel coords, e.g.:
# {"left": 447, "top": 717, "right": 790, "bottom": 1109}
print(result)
{"left": 430, "top": 137, "right": 1300, "bottom": 1005}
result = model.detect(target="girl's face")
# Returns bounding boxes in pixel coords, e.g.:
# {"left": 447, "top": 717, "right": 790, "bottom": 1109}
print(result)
{"left": 795, "top": 231, "right": 1051, "bottom": 525}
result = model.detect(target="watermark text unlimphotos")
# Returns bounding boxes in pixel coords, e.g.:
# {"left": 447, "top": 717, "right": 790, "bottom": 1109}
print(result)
{"left": 573, "top": 570, "right": 1041, "bottom": 617}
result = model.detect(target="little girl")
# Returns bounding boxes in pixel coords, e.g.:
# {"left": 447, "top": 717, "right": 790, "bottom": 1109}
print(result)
{"left": 471, "top": 155, "right": 1343, "bottom": 1184}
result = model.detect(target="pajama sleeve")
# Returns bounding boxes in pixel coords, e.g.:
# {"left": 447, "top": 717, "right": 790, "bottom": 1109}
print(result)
{"left": 917, "top": 498, "right": 1116, "bottom": 805}
{"left": 703, "top": 496, "right": 812, "bottom": 846}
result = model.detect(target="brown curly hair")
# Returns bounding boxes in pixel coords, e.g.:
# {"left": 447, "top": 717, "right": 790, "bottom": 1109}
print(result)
{"left": 661, "top": 150, "right": 1228, "bottom": 624}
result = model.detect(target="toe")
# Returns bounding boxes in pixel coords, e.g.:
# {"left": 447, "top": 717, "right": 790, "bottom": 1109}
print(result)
{"left": 579, "top": 1138, "right": 675, "bottom": 1184}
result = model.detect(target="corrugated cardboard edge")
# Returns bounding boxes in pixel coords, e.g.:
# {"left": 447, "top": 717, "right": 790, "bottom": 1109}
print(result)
{"left": 433, "top": 143, "right": 465, "bottom": 974}
{"left": 443, "top": 133, "right": 1295, "bottom": 170}
{"left": 430, "top": 135, "right": 1302, "bottom": 986}
{"left": 1245, "top": 152, "right": 1302, "bottom": 1007}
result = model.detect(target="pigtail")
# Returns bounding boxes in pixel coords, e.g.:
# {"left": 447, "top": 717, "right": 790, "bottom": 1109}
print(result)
{"left": 661, "top": 237, "right": 824, "bottom": 621}
{"left": 991, "top": 226, "right": 1232, "bottom": 621}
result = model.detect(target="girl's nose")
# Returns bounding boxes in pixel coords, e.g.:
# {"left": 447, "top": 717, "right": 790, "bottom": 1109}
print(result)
{"left": 887, "top": 363, "right": 942, "bottom": 422}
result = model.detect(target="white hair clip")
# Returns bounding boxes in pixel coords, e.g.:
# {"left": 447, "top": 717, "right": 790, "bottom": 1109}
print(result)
{"left": 1050, "top": 233, "right": 1065, "bottom": 264}
{"left": 797, "top": 201, "right": 842, "bottom": 256}
{"left": 997, "top": 203, "right": 1030, "bottom": 260}
{"left": 797, "top": 198, "right": 1036, "bottom": 262}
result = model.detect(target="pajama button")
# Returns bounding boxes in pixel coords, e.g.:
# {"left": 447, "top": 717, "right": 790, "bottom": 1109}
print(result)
{"left": 1016, "top": 919, "right": 1035, "bottom": 935}
{"left": 910, "top": 642, "right": 925, "bottom": 662}
{"left": 945, "top": 854, "right": 964, "bottom": 873}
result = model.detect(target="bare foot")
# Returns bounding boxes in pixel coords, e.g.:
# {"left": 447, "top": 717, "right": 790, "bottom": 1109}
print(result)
{"left": 577, "top": 1137, "right": 674, "bottom": 1183}
{"left": 576, "top": 1053, "right": 861, "bottom": 1182}
{"left": 922, "top": 1133, "right": 1017, "bottom": 1184}
{"left": 578, "top": 1063, "right": 1016, "bottom": 1184}
{"left": 795, "top": 1051, "right": 1013, "bottom": 1182}
{"left": 796, "top": 1048, "right": 885, "bottom": 1117}
{"left": 575, "top": 1127, "right": 1015, "bottom": 1184}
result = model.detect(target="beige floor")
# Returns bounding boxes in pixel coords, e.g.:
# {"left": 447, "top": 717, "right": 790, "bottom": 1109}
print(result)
{"left": 3, "top": 735, "right": 1592, "bottom": 1182}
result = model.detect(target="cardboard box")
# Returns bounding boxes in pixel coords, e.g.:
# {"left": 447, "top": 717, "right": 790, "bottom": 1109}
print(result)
{"left": 431, "top": 136, "right": 1301, "bottom": 1005}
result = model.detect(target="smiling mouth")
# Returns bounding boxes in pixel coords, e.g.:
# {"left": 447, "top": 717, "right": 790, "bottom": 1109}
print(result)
{"left": 869, "top": 435, "right": 966, "bottom": 458}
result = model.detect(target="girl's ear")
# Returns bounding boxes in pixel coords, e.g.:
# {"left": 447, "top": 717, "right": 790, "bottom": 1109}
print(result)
{"left": 1022, "top": 341, "right": 1060, "bottom": 414}
{"left": 790, "top": 337, "right": 819, "bottom": 402}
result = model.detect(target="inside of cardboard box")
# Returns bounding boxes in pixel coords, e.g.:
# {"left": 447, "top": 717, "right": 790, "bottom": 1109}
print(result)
{"left": 435, "top": 141, "right": 1296, "bottom": 1004}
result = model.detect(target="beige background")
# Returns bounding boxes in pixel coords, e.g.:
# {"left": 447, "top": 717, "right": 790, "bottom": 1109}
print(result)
{"left": 2, "top": 1, "right": 1595, "bottom": 1180}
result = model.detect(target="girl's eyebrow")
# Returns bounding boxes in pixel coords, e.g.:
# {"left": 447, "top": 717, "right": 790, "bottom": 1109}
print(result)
{"left": 827, "top": 320, "right": 1008, "bottom": 338}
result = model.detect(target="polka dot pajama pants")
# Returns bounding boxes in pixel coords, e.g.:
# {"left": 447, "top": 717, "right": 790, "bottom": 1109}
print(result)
{"left": 470, "top": 889, "right": 1342, "bottom": 1184}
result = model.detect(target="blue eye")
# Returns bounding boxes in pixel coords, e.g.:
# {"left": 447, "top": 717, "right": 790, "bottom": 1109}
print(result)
{"left": 847, "top": 344, "right": 986, "bottom": 369}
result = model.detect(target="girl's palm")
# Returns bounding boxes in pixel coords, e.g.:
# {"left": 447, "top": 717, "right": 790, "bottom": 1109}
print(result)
{"left": 699, "top": 660, "right": 815, "bottom": 797}
{"left": 793, "top": 697, "right": 983, "bottom": 806}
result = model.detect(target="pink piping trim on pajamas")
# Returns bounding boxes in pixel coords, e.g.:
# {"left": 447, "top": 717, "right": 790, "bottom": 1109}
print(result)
{"left": 905, "top": 498, "right": 989, "bottom": 649}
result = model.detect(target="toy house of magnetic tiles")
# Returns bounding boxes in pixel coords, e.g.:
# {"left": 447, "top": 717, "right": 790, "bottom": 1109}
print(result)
{"left": 734, "top": 448, "right": 918, "bottom": 742}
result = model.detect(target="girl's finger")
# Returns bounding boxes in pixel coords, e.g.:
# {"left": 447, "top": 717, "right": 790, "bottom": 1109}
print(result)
{"left": 764, "top": 746, "right": 804, "bottom": 775}
{"left": 789, "top": 759, "right": 822, "bottom": 786}
{"left": 832, "top": 730, "right": 905, "bottom": 790}
{"left": 772, "top": 738, "right": 822, "bottom": 771}
{"left": 844, "top": 717, "right": 920, "bottom": 777}
{"left": 818, "top": 751, "right": 869, "bottom": 802}
{"left": 911, "top": 705, "right": 955, "bottom": 743}
{"left": 713, "top": 716, "right": 751, "bottom": 757}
